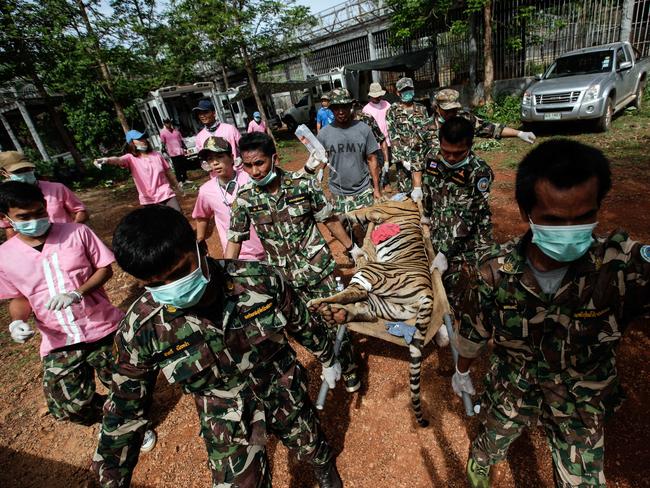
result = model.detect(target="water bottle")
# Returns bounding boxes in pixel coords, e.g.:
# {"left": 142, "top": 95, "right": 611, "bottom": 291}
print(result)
{"left": 295, "top": 124, "right": 328, "bottom": 162}
{"left": 335, "top": 276, "right": 344, "bottom": 292}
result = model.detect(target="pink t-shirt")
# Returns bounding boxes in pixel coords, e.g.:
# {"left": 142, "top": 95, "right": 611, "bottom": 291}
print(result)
{"left": 192, "top": 170, "right": 265, "bottom": 261}
{"left": 195, "top": 123, "right": 241, "bottom": 160}
{"left": 159, "top": 127, "right": 185, "bottom": 157}
{"left": 0, "top": 223, "right": 124, "bottom": 357}
{"left": 363, "top": 100, "right": 392, "bottom": 146}
{"left": 1, "top": 180, "right": 86, "bottom": 229}
{"left": 247, "top": 120, "right": 266, "bottom": 133}
{"left": 118, "top": 151, "right": 175, "bottom": 205}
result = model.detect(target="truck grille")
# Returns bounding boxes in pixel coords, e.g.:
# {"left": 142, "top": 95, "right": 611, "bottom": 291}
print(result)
{"left": 535, "top": 91, "right": 580, "bottom": 105}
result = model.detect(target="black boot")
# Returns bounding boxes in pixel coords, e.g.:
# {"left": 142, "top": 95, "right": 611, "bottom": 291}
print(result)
{"left": 312, "top": 459, "right": 342, "bottom": 488}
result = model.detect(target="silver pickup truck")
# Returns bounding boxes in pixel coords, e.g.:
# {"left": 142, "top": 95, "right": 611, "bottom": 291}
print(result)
{"left": 520, "top": 42, "right": 649, "bottom": 131}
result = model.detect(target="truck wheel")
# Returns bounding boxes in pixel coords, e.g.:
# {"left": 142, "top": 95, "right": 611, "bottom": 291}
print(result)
{"left": 595, "top": 98, "right": 613, "bottom": 132}
{"left": 284, "top": 116, "right": 297, "bottom": 133}
{"left": 633, "top": 81, "right": 646, "bottom": 109}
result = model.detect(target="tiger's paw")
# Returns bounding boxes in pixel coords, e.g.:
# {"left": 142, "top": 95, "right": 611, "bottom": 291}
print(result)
{"left": 314, "top": 303, "right": 350, "bottom": 325}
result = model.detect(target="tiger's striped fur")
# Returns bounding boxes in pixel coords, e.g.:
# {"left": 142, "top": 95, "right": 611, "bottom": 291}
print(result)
{"left": 309, "top": 197, "right": 441, "bottom": 426}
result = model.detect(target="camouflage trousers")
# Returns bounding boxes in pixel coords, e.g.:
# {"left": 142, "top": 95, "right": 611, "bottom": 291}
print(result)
{"left": 42, "top": 332, "right": 115, "bottom": 425}
{"left": 471, "top": 357, "right": 610, "bottom": 487}
{"left": 295, "top": 273, "right": 358, "bottom": 376}
{"left": 332, "top": 187, "right": 374, "bottom": 247}
{"left": 197, "top": 361, "right": 333, "bottom": 488}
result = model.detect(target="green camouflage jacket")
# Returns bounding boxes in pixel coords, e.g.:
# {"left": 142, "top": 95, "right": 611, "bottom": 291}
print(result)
{"left": 422, "top": 150, "right": 494, "bottom": 260}
{"left": 92, "top": 259, "right": 335, "bottom": 486}
{"left": 354, "top": 111, "right": 386, "bottom": 144}
{"left": 456, "top": 230, "right": 650, "bottom": 389}
{"left": 228, "top": 168, "right": 335, "bottom": 288}
{"left": 386, "top": 102, "right": 432, "bottom": 172}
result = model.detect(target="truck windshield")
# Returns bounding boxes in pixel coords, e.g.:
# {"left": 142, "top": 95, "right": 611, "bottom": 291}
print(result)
{"left": 546, "top": 50, "right": 614, "bottom": 78}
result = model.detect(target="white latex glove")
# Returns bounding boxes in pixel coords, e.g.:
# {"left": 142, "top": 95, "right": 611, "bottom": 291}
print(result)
{"left": 517, "top": 131, "right": 536, "bottom": 144}
{"left": 430, "top": 251, "right": 448, "bottom": 274}
{"left": 420, "top": 215, "right": 431, "bottom": 225}
{"left": 382, "top": 161, "right": 389, "bottom": 172}
{"left": 411, "top": 186, "right": 423, "bottom": 203}
{"left": 93, "top": 158, "right": 107, "bottom": 170}
{"left": 321, "top": 362, "right": 342, "bottom": 389}
{"left": 434, "top": 323, "right": 450, "bottom": 347}
{"left": 9, "top": 320, "right": 34, "bottom": 343}
{"left": 45, "top": 291, "right": 82, "bottom": 311}
{"left": 348, "top": 243, "right": 367, "bottom": 262}
{"left": 402, "top": 160, "right": 412, "bottom": 171}
{"left": 452, "top": 367, "right": 476, "bottom": 398}
{"left": 305, "top": 153, "right": 324, "bottom": 173}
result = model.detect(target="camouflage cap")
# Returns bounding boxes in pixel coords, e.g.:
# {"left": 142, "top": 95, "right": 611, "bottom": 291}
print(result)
{"left": 198, "top": 136, "right": 232, "bottom": 159}
{"left": 328, "top": 88, "right": 354, "bottom": 105}
{"left": 435, "top": 89, "right": 462, "bottom": 110}
{"left": 0, "top": 151, "right": 35, "bottom": 173}
{"left": 396, "top": 77, "right": 414, "bottom": 92}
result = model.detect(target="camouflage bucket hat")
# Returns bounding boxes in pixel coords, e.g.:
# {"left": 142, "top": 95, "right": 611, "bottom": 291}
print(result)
{"left": 329, "top": 88, "right": 354, "bottom": 105}
{"left": 435, "top": 89, "right": 462, "bottom": 110}
{"left": 198, "top": 136, "right": 231, "bottom": 159}
{"left": 395, "top": 77, "right": 414, "bottom": 92}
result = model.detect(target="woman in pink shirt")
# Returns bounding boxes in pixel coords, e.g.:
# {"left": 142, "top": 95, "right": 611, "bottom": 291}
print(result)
{"left": 192, "top": 136, "right": 265, "bottom": 261}
{"left": 247, "top": 112, "right": 267, "bottom": 134}
{"left": 94, "top": 130, "right": 183, "bottom": 211}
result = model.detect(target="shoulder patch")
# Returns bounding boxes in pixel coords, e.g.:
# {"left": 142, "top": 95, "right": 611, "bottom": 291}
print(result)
{"left": 477, "top": 177, "right": 490, "bottom": 192}
{"left": 640, "top": 245, "right": 650, "bottom": 263}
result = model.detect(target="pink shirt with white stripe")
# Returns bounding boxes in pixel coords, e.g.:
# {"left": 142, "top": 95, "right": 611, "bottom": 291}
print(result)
{"left": 0, "top": 223, "right": 124, "bottom": 357}
{"left": 159, "top": 127, "right": 185, "bottom": 157}
{"left": 192, "top": 170, "right": 265, "bottom": 261}
{"left": 1, "top": 180, "right": 86, "bottom": 229}
{"left": 363, "top": 100, "right": 392, "bottom": 146}
{"left": 118, "top": 151, "right": 176, "bottom": 205}
{"left": 247, "top": 120, "right": 266, "bottom": 133}
{"left": 195, "top": 123, "right": 241, "bottom": 160}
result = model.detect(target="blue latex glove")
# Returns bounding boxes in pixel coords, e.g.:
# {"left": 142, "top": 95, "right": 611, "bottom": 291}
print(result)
{"left": 385, "top": 321, "right": 416, "bottom": 344}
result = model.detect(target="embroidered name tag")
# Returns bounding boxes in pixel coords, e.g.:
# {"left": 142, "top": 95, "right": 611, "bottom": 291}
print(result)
{"left": 574, "top": 308, "right": 610, "bottom": 319}
{"left": 287, "top": 193, "right": 308, "bottom": 205}
{"left": 242, "top": 299, "right": 275, "bottom": 321}
{"left": 153, "top": 331, "right": 203, "bottom": 362}
{"left": 250, "top": 203, "right": 268, "bottom": 212}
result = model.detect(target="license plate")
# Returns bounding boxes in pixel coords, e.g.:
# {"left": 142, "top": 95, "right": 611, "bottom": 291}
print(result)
{"left": 543, "top": 113, "right": 562, "bottom": 121}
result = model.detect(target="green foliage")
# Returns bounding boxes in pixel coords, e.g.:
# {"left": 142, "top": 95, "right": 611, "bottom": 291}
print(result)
{"left": 475, "top": 94, "right": 522, "bottom": 126}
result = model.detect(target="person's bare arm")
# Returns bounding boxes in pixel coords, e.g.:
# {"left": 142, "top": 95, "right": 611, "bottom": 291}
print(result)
{"left": 412, "top": 171, "right": 422, "bottom": 189}
{"left": 323, "top": 217, "right": 354, "bottom": 251}
{"left": 367, "top": 152, "right": 381, "bottom": 199}
{"left": 8, "top": 296, "right": 31, "bottom": 321}
{"left": 77, "top": 266, "right": 113, "bottom": 297}
{"left": 165, "top": 169, "right": 183, "bottom": 195}
{"left": 224, "top": 241, "right": 242, "bottom": 259}
{"left": 195, "top": 218, "right": 212, "bottom": 242}
{"left": 381, "top": 140, "right": 389, "bottom": 165}
{"left": 74, "top": 210, "right": 89, "bottom": 223}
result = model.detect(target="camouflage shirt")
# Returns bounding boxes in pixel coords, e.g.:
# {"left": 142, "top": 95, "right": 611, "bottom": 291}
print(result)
{"left": 93, "top": 259, "right": 335, "bottom": 486}
{"left": 421, "top": 150, "right": 493, "bottom": 260}
{"left": 228, "top": 168, "right": 335, "bottom": 288}
{"left": 386, "top": 102, "right": 432, "bottom": 172}
{"left": 456, "top": 231, "right": 650, "bottom": 386}
{"left": 354, "top": 111, "right": 386, "bottom": 144}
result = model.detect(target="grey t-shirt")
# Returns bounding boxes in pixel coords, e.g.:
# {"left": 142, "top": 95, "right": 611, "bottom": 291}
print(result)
{"left": 317, "top": 120, "right": 379, "bottom": 196}
{"left": 527, "top": 258, "right": 569, "bottom": 295}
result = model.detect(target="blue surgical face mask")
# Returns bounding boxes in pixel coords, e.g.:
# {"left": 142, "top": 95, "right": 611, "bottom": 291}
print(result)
{"left": 529, "top": 219, "right": 597, "bottom": 262}
{"left": 9, "top": 171, "right": 37, "bottom": 185}
{"left": 254, "top": 116, "right": 261, "bottom": 122}
{"left": 8, "top": 217, "right": 51, "bottom": 237}
{"left": 134, "top": 142, "right": 148, "bottom": 152}
{"left": 400, "top": 90, "right": 415, "bottom": 102}
{"left": 251, "top": 157, "right": 277, "bottom": 187}
{"left": 440, "top": 153, "right": 470, "bottom": 169}
{"left": 145, "top": 243, "right": 210, "bottom": 309}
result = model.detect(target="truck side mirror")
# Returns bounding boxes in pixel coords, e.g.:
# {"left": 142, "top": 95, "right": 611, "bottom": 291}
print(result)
{"left": 618, "top": 61, "right": 632, "bottom": 71}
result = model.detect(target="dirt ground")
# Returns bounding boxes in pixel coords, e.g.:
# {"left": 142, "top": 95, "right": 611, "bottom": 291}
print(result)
{"left": 1, "top": 110, "right": 649, "bottom": 488}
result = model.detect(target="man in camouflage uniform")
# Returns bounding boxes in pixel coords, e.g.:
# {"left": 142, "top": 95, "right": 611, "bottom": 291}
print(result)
{"left": 93, "top": 205, "right": 344, "bottom": 488}
{"left": 225, "top": 132, "right": 362, "bottom": 392}
{"left": 385, "top": 77, "right": 432, "bottom": 197}
{"left": 421, "top": 117, "right": 493, "bottom": 310}
{"left": 430, "top": 89, "right": 536, "bottom": 145}
{"left": 452, "top": 139, "right": 650, "bottom": 487}
{"left": 316, "top": 88, "right": 381, "bottom": 216}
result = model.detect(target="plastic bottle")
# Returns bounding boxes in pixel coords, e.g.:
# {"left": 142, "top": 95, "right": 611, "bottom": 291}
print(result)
{"left": 295, "top": 124, "right": 327, "bottom": 162}
{"left": 335, "top": 276, "right": 344, "bottom": 292}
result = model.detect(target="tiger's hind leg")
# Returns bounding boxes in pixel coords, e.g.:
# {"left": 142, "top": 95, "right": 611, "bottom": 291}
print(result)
{"left": 307, "top": 283, "right": 368, "bottom": 309}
